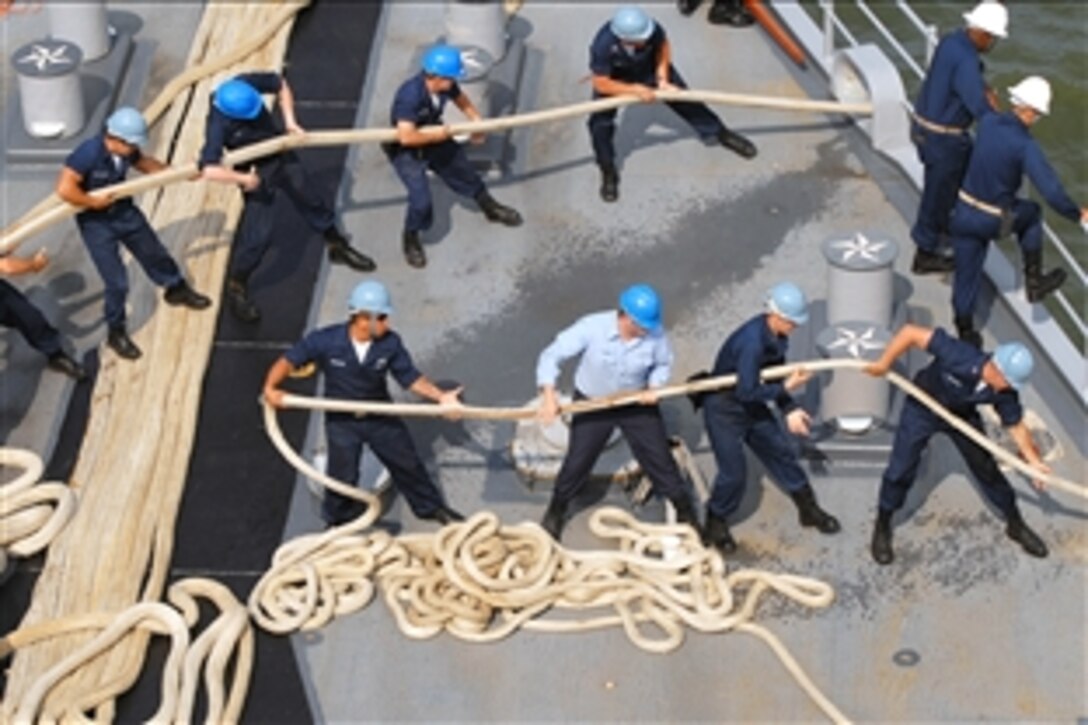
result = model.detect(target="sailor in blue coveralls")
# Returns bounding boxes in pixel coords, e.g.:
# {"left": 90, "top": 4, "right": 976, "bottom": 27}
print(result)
{"left": 0, "top": 250, "right": 85, "bottom": 379}
{"left": 56, "top": 107, "right": 211, "bottom": 360}
{"left": 865, "top": 324, "right": 1050, "bottom": 565}
{"left": 263, "top": 280, "right": 464, "bottom": 528}
{"left": 947, "top": 75, "right": 1085, "bottom": 347}
{"left": 588, "top": 5, "right": 756, "bottom": 203}
{"left": 908, "top": 1, "right": 1007, "bottom": 276}
{"left": 199, "top": 73, "right": 376, "bottom": 323}
{"left": 536, "top": 284, "right": 700, "bottom": 542}
{"left": 385, "top": 45, "right": 522, "bottom": 270}
{"left": 698, "top": 283, "right": 839, "bottom": 554}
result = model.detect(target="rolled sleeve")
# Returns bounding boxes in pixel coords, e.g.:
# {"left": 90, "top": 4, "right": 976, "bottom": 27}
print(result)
{"left": 237, "top": 71, "right": 282, "bottom": 95}
{"left": 63, "top": 140, "right": 96, "bottom": 177}
{"left": 388, "top": 340, "right": 423, "bottom": 390}
{"left": 198, "top": 112, "right": 227, "bottom": 169}
{"left": 994, "top": 393, "right": 1023, "bottom": 427}
{"left": 284, "top": 333, "right": 318, "bottom": 368}
{"left": 536, "top": 318, "right": 591, "bottom": 388}
{"left": 647, "top": 336, "right": 673, "bottom": 388}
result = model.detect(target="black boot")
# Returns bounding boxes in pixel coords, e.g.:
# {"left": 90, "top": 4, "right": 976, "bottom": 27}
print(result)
{"left": 911, "top": 248, "right": 955, "bottom": 275}
{"left": 954, "top": 315, "right": 982, "bottom": 348}
{"left": 402, "top": 231, "right": 426, "bottom": 269}
{"left": 702, "top": 511, "right": 737, "bottom": 555}
{"left": 871, "top": 508, "right": 894, "bottom": 565}
{"left": 599, "top": 164, "right": 619, "bottom": 203}
{"left": 1023, "top": 250, "right": 1066, "bottom": 303}
{"left": 717, "top": 128, "right": 757, "bottom": 159}
{"left": 163, "top": 280, "right": 212, "bottom": 310}
{"left": 670, "top": 495, "right": 702, "bottom": 538}
{"left": 107, "top": 327, "right": 141, "bottom": 360}
{"left": 225, "top": 278, "right": 260, "bottom": 323}
{"left": 422, "top": 505, "right": 466, "bottom": 526}
{"left": 708, "top": 0, "right": 755, "bottom": 27}
{"left": 790, "top": 485, "right": 841, "bottom": 534}
{"left": 541, "top": 499, "right": 568, "bottom": 542}
{"left": 326, "top": 233, "right": 377, "bottom": 273}
{"left": 677, "top": 0, "right": 703, "bottom": 16}
{"left": 1005, "top": 509, "right": 1048, "bottom": 558}
{"left": 47, "top": 352, "right": 87, "bottom": 381}
{"left": 475, "top": 191, "right": 523, "bottom": 227}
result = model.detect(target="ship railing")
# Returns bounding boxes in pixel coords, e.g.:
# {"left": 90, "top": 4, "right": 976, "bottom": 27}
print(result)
{"left": 771, "top": 0, "right": 1087, "bottom": 406}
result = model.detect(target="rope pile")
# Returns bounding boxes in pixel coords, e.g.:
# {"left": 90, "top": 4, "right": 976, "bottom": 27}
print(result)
{"left": 249, "top": 507, "right": 847, "bottom": 722}
{"left": 0, "top": 447, "right": 77, "bottom": 573}
{"left": 0, "top": 578, "right": 253, "bottom": 723}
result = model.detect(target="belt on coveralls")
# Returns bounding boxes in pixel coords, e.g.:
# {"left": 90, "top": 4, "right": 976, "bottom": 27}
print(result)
{"left": 957, "top": 189, "right": 1004, "bottom": 218}
{"left": 911, "top": 112, "right": 968, "bottom": 136}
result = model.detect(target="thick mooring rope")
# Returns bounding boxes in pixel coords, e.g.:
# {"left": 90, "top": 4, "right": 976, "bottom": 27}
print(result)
{"left": 0, "top": 89, "right": 871, "bottom": 255}
{"left": 0, "top": 448, "right": 77, "bottom": 569}
{"left": 252, "top": 398, "right": 850, "bottom": 724}
{"left": 0, "top": 578, "right": 253, "bottom": 724}
{"left": 0, "top": 0, "right": 312, "bottom": 258}
{"left": 276, "top": 359, "right": 1086, "bottom": 500}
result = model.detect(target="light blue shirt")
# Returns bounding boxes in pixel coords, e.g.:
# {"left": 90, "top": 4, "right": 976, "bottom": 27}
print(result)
{"left": 535, "top": 310, "right": 673, "bottom": 396}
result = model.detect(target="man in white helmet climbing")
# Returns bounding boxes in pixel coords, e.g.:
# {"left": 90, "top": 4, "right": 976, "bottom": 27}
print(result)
{"left": 946, "top": 75, "right": 1086, "bottom": 347}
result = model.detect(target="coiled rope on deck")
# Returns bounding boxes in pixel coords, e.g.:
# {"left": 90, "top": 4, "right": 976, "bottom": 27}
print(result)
{"left": 0, "top": 578, "right": 254, "bottom": 724}
{"left": 0, "top": 447, "right": 77, "bottom": 571}
{"left": 249, "top": 359, "right": 1081, "bottom": 722}
{"left": 0, "top": 90, "right": 872, "bottom": 255}
{"left": 253, "top": 398, "right": 850, "bottom": 724}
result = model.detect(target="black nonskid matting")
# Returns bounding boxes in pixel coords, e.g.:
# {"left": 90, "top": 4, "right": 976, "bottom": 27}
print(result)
{"left": 110, "top": 2, "right": 381, "bottom": 721}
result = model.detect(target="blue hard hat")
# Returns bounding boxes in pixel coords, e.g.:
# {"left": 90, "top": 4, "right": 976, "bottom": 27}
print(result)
{"left": 422, "top": 44, "right": 465, "bottom": 79}
{"left": 766, "top": 282, "right": 809, "bottom": 325}
{"left": 619, "top": 283, "right": 662, "bottom": 332}
{"left": 611, "top": 6, "right": 655, "bottom": 42}
{"left": 348, "top": 280, "right": 393, "bottom": 317}
{"left": 105, "top": 106, "right": 148, "bottom": 147}
{"left": 213, "top": 79, "right": 264, "bottom": 120}
{"left": 992, "top": 342, "right": 1033, "bottom": 390}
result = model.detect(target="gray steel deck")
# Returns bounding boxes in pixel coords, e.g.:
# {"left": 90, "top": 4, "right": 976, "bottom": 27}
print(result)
{"left": 2, "top": 2, "right": 1085, "bottom": 722}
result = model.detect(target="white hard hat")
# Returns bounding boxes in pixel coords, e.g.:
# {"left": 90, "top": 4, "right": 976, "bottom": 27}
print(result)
{"left": 963, "top": 1, "right": 1009, "bottom": 38}
{"left": 1008, "top": 76, "right": 1051, "bottom": 115}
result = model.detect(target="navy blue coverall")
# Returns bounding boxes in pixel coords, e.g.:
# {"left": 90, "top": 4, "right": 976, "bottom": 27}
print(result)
{"left": 910, "top": 28, "right": 991, "bottom": 254}
{"left": 878, "top": 328, "right": 1023, "bottom": 517}
{"left": 588, "top": 21, "right": 726, "bottom": 169}
{"left": 384, "top": 72, "right": 486, "bottom": 234}
{"left": 198, "top": 72, "right": 336, "bottom": 283}
{"left": 285, "top": 323, "right": 447, "bottom": 525}
{"left": 0, "top": 280, "right": 63, "bottom": 359}
{"left": 64, "top": 135, "right": 183, "bottom": 330}
{"left": 703, "top": 315, "right": 808, "bottom": 519}
{"left": 947, "top": 112, "right": 1081, "bottom": 320}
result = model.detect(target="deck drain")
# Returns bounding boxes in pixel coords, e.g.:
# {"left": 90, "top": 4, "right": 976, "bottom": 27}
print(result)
{"left": 892, "top": 648, "right": 920, "bottom": 667}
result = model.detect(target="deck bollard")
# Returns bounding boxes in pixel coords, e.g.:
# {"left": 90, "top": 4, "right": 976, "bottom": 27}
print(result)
{"left": 815, "top": 321, "right": 891, "bottom": 434}
{"left": 445, "top": 0, "right": 508, "bottom": 64}
{"left": 822, "top": 231, "right": 898, "bottom": 327}
{"left": 12, "top": 38, "right": 85, "bottom": 139}
{"left": 47, "top": 1, "right": 111, "bottom": 62}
